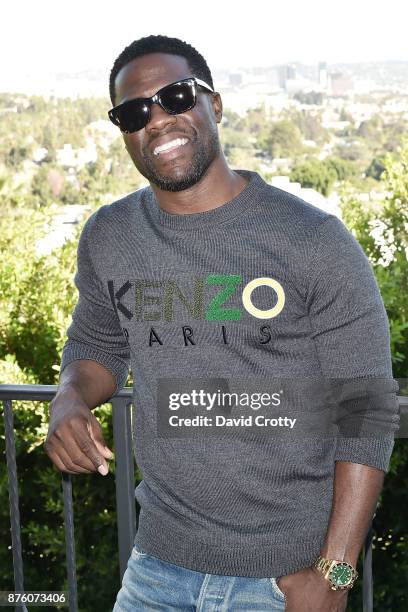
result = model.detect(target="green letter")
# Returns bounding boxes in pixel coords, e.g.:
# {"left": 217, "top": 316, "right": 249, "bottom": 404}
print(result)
{"left": 205, "top": 274, "right": 242, "bottom": 320}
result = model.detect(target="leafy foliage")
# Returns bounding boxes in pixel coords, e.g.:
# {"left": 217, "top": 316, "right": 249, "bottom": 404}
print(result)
{"left": 290, "top": 158, "right": 337, "bottom": 195}
{"left": 340, "top": 139, "right": 408, "bottom": 611}
{"left": 257, "top": 119, "right": 303, "bottom": 159}
{"left": 0, "top": 154, "right": 137, "bottom": 611}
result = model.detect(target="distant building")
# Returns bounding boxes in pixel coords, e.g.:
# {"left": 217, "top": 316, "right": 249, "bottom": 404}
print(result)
{"left": 56, "top": 139, "right": 98, "bottom": 169}
{"left": 32, "top": 147, "right": 48, "bottom": 163}
{"left": 265, "top": 68, "right": 280, "bottom": 88}
{"left": 318, "top": 62, "right": 328, "bottom": 90}
{"left": 286, "top": 64, "right": 297, "bottom": 80}
{"left": 278, "top": 64, "right": 297, "bottom": 90}
{"left": 220, "top": 85, "right": 294, "bottom": 116}
{"left": 328, "top": 73, "right": 354, "bottom": 97}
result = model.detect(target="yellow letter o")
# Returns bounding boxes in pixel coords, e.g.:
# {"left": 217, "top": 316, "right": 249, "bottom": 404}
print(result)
{"left": 242, "top": 277, "right": 285, "bottom": 319}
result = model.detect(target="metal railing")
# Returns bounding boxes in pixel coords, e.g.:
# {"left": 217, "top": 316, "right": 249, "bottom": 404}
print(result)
{"left": 1, "top": 384, "right": 134, "bottom": 612}
{"left": 1, "top": 385, "right": 408, "bottom": 612}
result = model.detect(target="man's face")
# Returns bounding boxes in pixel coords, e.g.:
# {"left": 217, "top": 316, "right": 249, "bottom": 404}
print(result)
{"left": 113, "top": 53, "right": 223, "bottom": 192}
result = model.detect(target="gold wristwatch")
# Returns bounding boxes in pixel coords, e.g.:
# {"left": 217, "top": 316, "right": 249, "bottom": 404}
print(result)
{"left": 312, "top": 555, "right": 358, "bottom": 591}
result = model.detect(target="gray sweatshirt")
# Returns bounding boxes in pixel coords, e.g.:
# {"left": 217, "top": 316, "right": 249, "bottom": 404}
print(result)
{"left": 60, "top": 169, "right": 399, "bottom": 578}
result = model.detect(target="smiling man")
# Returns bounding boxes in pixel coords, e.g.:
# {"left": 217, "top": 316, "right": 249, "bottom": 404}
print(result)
{"left": 45, "top": 35, "right": 399, "bottom": 611}
{"left": 109, "top": 46, "right": 248, "bottom": 207}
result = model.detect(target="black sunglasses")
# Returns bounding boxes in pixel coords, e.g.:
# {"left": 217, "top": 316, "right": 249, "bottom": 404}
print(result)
{"left": 108, "top": 77, "right": 215, "bottom": 134}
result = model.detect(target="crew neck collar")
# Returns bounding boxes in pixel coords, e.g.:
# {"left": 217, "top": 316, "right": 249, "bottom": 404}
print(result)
{"left": 144, "top": 169, "right": 267, "bottom": 230}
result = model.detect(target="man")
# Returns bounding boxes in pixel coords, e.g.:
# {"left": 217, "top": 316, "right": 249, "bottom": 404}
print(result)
{"left": 44, "top": 35, "right": 399, "bottom": 611}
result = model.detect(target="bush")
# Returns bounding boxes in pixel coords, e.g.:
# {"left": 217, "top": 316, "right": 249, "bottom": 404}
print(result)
{"left": 290, "top": 158, "right": 337, "bottom": 196}
{"left": 0, "top": 195, "right": 137, "bottom": 611}
{"left": 340, "top": 139, "right": 408, "bottom": 611}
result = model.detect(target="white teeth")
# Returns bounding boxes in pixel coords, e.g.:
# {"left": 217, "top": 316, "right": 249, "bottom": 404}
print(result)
{"left": 153, "top": 138, "right": 188, "bottom": 156}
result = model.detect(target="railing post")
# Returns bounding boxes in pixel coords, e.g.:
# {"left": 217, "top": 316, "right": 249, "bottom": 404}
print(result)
{"left": 61, "top": 473, "right": 78, "bottom": 612}
{"left": 111, "top": 396, "right": 136, "bottom": 581}
{"left": 363, "top": 523, "right": 374, "bottom": 612}
{"left": 3, "top": 399, "right": 28, "bottom": 612}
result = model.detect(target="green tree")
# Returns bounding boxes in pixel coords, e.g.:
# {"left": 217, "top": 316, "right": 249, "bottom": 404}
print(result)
{"left": 326, "top": 156, "right": 358, "bottom": 182}
{"left": 257, "top": 120, "right": 303, "bottom": 159}
{"left": 289, "top": 158, "right": 337, "bottom": 196}
{"left": 6, "top": 145, "right": 32, "bottom": 169}
{"left": 221, "top": 108, "right": 244, "bottom": 131}
{"left": 237, "top": 105, "right": 269, "bottom": 136}
{"left": 340, "top": 139, "right": 408, "bottom": 611}
{"left": 30, "top": 165, "right": 65, "bottom": 207}
{"left": 293, "top": 91, "right": 323, "bottom": 105}
{"left": 284, "top": 109, "right": 330, "bottom": 145}
{"left": 383, "top": 120, "right": 408, "bottom": 153}
{"left": 357, "top": 115, "right": 383, "bottom": 141}
{"left": 334, "top": 140, "right": 371, "bottom": 165}
{"left": 339, "top": 107, "right": 353, "bottom": 123}
{"left": 0, "top": 195, "right": 136, "bottom": 612}
{"left": 365, "top": 156, "right": 387, "bottom": 181}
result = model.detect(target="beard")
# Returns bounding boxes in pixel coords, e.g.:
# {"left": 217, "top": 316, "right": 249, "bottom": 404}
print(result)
{"left": 139, "top": 124, "right": 220, "bottom": 192}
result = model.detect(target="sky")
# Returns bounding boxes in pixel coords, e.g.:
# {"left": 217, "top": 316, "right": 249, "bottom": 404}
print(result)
{"left": 2, "top": 0, "right": 408, "bottom": 87}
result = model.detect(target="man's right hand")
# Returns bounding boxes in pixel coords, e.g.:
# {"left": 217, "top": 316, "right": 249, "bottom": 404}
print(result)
{"left": 44, "top": 389, "right": 114, "bottom": 476}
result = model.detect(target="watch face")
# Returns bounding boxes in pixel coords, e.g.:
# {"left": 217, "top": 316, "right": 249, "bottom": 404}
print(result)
{"left": 330, "top": 563, "right": 353, "bottom": 586}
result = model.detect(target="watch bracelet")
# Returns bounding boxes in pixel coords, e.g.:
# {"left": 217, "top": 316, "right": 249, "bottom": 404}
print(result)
{"left": 313, "top": 555, "right": 358, "bottom": 590}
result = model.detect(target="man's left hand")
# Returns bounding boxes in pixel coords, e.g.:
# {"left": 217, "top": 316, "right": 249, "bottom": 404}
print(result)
{"left": 276, "top": 567, "right": 349, "bottom": 611}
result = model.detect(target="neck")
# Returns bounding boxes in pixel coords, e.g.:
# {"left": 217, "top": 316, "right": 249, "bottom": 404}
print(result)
{"left": 149, "top": 153, "right": 250, "bottom": 215}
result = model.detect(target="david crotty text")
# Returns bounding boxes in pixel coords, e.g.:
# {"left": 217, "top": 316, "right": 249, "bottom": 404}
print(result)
{"left": 168, "top": 415, "right": 297, "bottom": 428}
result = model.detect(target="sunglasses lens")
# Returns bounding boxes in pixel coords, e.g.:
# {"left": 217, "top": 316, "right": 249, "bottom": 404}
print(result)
{"left": 114, "top": 100, "right": 150, "bottom": 133}
{"left": 160, "top": 82, "right": 195, "bottom": 114}
{"left": 110, "top": 81, "right": 197, "bottom": 133}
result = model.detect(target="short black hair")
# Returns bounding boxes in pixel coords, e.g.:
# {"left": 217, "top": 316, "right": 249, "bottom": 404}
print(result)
{"left": 109, "top": 34, "right": 214, "bottom": 106}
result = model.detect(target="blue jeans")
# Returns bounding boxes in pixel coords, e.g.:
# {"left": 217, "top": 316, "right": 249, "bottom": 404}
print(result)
{"left": 113, "top": 545, "right": 286, "bottom": 611}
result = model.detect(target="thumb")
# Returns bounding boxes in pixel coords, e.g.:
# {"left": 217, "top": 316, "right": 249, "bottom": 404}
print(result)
{"left": 88, "top": 418, "right": 114, "bottom": 459}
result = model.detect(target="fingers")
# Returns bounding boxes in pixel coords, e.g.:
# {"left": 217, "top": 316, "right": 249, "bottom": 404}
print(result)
{"left": 50, "top": 452, "right": 78, "bottom": 475}
{"left": 69, "top": 426, "right": 108, "bottom": 472}
{"left": 88, "top": 418, "right": 114, "bottom": 459}
{"left": 45, "top": 413, "right": 114, "bottom": 475}
{"left": 46, "top": 439, "right": 94, "bottom": 474}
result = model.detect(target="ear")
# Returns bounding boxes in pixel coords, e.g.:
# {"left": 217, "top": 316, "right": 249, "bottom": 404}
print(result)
{"left": 211, "top": 92, "right": 223, "bottom": 124}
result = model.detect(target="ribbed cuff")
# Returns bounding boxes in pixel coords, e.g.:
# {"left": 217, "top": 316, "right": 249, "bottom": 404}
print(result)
{"left": 60, "top": 340, "right": 129, "bottom": 394}
{"left": 334, "top": 437, "right": 395, "bottom": 473}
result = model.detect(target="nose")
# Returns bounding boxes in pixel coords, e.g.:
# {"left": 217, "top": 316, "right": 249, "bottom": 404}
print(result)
{"left": 145, "top": 101, "right": 177, "bottom": 132}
